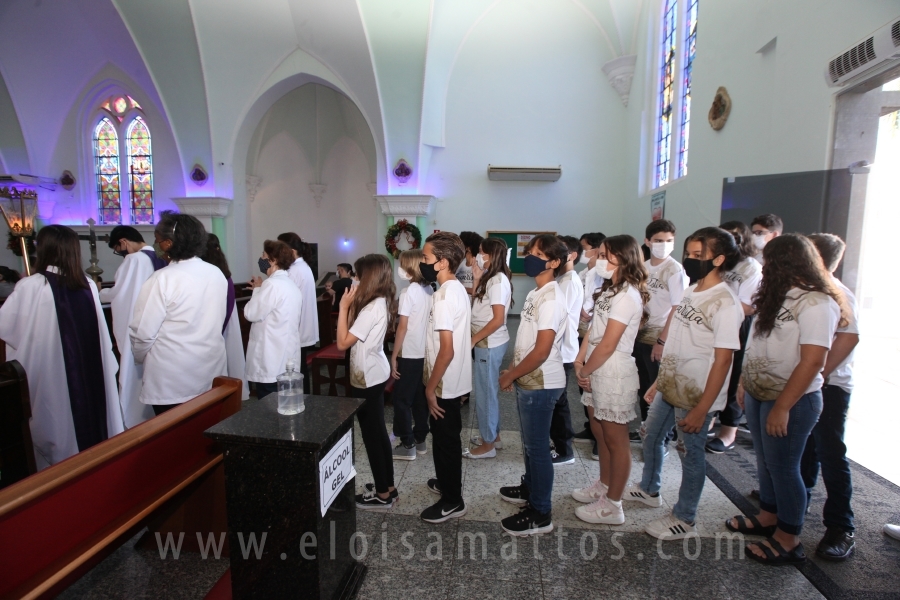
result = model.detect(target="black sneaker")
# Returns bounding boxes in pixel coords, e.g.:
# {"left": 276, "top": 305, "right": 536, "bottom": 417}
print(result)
{"left": 737, "top": 422, "right": 751, "bottom": 434}
{"left": 420, "top": 499, "right": 467, "bottom": 523}
{"left": 426, "top": 478, "right": 441, "bottom": 496}
{"left": 705, "top": 438, "right": 735, "bottom": 454}
{"left": 816, "top": 528, "right": 855, "bottom": 561}
{"left": 501, "top": 504, "right": 554, "bottom": 537}
{"left": 363, "top": 483, "right": 399, "bottom": 500}
{"left": 628, "top": 430, "right": 642, "bottom": 444}
{"left": 573, "top": 429, "right": 593, "bottom": 444}
{"left": 355, "top": 489, "right": 395, "bottom": 511}
{"left": 499, "top": 476, "right": 530, "bottom": 505}
{"left": 551, "top": 450, "right": 575, "bottom": 466}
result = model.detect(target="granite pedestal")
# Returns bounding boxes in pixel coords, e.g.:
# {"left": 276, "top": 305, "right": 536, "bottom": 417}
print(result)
{"left": 205, "top": 394, "right": 366, "bottom": 599}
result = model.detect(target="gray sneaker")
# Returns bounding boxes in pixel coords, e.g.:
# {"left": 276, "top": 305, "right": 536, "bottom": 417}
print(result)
{"left": 416, "top": 441, "right": 427, "bottom": 455}
{"left": 392, "top": 444, "right": 416, "bottom": 461}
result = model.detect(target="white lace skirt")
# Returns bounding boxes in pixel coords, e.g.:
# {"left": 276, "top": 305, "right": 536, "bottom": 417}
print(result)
{"left": 580, "top": 346, "right": 639, "bottom": 424}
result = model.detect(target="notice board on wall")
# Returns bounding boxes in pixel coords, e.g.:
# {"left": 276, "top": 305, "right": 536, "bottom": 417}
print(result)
{"left": 485, "top": 231, "right": 556, "bottom": 274}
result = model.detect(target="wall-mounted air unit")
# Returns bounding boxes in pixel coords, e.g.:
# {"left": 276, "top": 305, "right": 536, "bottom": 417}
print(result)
{"left": 825, "top": 16, "right": 900, "bottom": 87}
{"left": 487, "top": 165, "right": 562, "bottom": 182}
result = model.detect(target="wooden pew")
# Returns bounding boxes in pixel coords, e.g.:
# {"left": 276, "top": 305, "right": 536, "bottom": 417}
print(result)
{"left": 0, "top": 360, "right": 35, "bottom": 490}
{"left": 0, "top": 376, "right": 242, "bottom": 599}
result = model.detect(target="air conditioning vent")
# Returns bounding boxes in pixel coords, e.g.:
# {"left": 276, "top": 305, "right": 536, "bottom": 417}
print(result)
{"left": 892, "top": 20, "right": 900, "bottom": 47}
{"left": 825, "top": 17, "right": 900, "bottom": 87}
{"left": 487, "top": 166, "right": 562, "bottom": 182}
{"left": 829, "top": 38, "right": 876, "bottom": 83}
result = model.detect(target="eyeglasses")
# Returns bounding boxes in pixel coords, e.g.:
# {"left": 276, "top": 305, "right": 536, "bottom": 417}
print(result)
{"left": 751, "top": 229, "right": 770, "bottom": 236}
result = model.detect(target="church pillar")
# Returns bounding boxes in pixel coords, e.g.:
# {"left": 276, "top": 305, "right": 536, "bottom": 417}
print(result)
{"left": 171, "top": 197, "right": 232, "bottom": 252}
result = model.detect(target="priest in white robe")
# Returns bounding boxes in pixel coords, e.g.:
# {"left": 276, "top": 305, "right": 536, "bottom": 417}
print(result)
{"left": 99, "top": 225, "right": 166, "bottom": 427}
{"left": 0, "top": 225, "right": 124, "bottom": 470}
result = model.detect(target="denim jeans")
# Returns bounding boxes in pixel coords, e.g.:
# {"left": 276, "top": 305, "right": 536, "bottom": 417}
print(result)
{"left": 640, "top": 398, "right": 714, "bottom": 524}
{"left": 392, "top": 357, "right": 430, "bottom": 447}
{"left": 745, "top": 391, "right": 823, "bottom": 535}
{"left": 516, "top": 385, "right": 563, "bottom": 514}
{"left": 474, "top": 342, "right": 507, "bottom": 443}
{"left": 549, "top": 362, "right": 575, "bottom": 457}
{"left": 800, "top": 384, "right": 854, "bottom": 532}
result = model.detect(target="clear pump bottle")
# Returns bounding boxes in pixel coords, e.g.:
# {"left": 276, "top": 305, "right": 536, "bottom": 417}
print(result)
{"left": 276, "top": 359, "right": 304, "bottom": 415}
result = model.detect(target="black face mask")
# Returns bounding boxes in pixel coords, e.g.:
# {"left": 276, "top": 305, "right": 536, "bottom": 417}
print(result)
{"left": 683, "top": 258, "right": 714, "bottom": 284}
{"left": 258, "top": 257, "right": 271, "bottom": 274}
{"left": 419, "top": 260, "right": 439, "bottom": 284}
{"left": 523, "top": 254, "right": 548, "bottom": 278}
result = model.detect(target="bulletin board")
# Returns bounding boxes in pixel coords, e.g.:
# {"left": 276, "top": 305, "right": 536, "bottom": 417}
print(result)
{"left": 485, "top": 231, "right": 556, "bottom": 274}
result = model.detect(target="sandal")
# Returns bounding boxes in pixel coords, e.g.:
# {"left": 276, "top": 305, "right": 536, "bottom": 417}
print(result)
{"left": 745, "top": 537, "right": 807, "bottom": 566}
{"left": 726, "top": 514, "right": 777, "bottom": 537}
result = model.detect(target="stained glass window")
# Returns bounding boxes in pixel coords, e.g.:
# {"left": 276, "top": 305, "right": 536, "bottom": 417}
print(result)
{"left": 656, "top": 0, "right": 677, "bottom": 188}
{"left": 94, "top": 118, "right": 121, "bottom": 224}
{"left": 126, "top": 116, "right": 154, "bottom": 224}
{"left": 677, "top": 0, "right": 698, "bottom": 179}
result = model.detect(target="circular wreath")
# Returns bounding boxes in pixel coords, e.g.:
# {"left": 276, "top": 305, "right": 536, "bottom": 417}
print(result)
{"left": 384, "top": 219, "right": 422, "bottom": 258}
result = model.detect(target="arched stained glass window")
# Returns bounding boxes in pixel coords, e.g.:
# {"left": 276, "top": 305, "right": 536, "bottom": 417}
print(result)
{"left": 127, "top": 116, "right": 154, "bottom": 224}
{"left": 656, "top": 0, "right": 677, "bottom": 188}
{"left": 677, "top": 0, "right": 698, "bottom": 178}
{"left": 94, "top": 118, "right": 121, "bottom": 224}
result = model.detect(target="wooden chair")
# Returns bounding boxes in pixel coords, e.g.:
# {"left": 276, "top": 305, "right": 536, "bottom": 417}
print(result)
{"left": 0, "top": 360, "right": 35, "bottom": 490}
{"left": 0, "top": 377, "right": 242, "bottom": 599}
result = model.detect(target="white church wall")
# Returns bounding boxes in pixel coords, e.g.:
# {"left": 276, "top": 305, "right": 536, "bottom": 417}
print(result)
{"left": 620, "top": 0, "right": 900, "bottom": 242}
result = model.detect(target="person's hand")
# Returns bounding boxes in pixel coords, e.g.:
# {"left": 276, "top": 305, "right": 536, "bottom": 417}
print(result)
{"left": 340, "top": 284, "right": 357, "bottom": 309}
{"left": 766, "top": 406, "right": 789, "bottom": 437}
{"left": 499, "top": 370, "right": 514, "bottom": 392}
{"left": 737, "top": 379, "right": 745, "bottom": 410}
{"left": 678, "top": 407, "right": 706, "bottom": 434}
{"left": 391, "top": 356, "right": 401, "bottom": 380}
{"left": 249, "top": 275, "right": 263, "bottom": 289}
{"left": 651, "top": 342, "right": 664, "bottom": 362}
{"left": 426, "top": 389, "right": 444, "bottom": 419}
{"left": 576, "top": 366, "right": 592, "bottom": 392}
{"left": 644, "top": 381, "right": 658, "bottom": 404}
{"left": 580, "top": 309, "right": 592, "bottom": 322}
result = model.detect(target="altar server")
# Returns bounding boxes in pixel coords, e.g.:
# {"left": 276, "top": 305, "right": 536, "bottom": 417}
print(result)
{"left": 277, "top": 232, "right": 319, "bottom": 393}
{"left": 0, "top": 225, "right": 124, "bottom": 469}
{"left": 130, "top": 212, "right": 227, "bottom": 414}
{"left": 100, "top": 225, "right": 165, "bottom": 427}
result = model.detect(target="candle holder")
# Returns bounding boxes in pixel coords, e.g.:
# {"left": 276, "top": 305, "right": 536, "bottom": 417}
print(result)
{"left": 0, "top": 187, "right": 38, "bottom": 276}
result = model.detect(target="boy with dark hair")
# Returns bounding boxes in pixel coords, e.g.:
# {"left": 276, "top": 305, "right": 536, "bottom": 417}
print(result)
{"left": 456, "top": 231, "right": 484, "bottom": 296}
{"left": 750, "top": 214, "right": 783, "bottom": 262}
{"left": 420, "top": 232, "right": 472, "bottom": 523}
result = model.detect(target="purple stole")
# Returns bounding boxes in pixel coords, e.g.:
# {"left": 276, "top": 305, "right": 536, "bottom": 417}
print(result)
{"left": 140, "top": 248, "right": 167, "bottom": 271}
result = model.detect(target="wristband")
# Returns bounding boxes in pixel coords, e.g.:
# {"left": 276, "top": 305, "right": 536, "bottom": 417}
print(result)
{"left": 656, "top": 338, "right": 665, "bottom": 346}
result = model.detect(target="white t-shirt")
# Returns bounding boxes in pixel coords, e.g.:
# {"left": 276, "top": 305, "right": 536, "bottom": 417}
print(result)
{"left": 424, "top": 279, "right": 472, "bottom": 398}
{"left": 397, "top": 282, "right": 433, "bottom": 360}
{"left": 513, "top": 282, "right": 567, "bottom": 390}
{"left": 349, "top": 297, "right": 390, "bottom": 389}
{"left": 722, "top": 257, "right": 763, "bottom": 308}
{"left": 828, "top": 277, "right": 859, "bottom": 393}
{"left": 580, "top": 266, "right": 604, "bottom": 314}
{"left": 743, "top": 288, "right": 840, "bottom": 401}
{"left": 456, "top": 262, "right": 474, "bottom": 290}
{"left": 657, "top": 282, "right": 742, "bottom": 411}
{"left": 471, "top": 273, "right": 511, "bottom": 348}
{"left": 639, "top": 257, "right": 688, "bottom": 345}
{"left": 588, "top": 284, "right": 644, "bottom": 354}
{"left": 556, "top": 270, "right": 584, "bottom": 363}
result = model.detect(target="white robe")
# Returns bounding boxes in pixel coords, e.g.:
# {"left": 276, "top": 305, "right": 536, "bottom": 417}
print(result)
{"left": 98, "top": 250, "right": 157, "bottom": 427}
{"left": 129, "top": 257, "right": 227, "bottom": 404}
{"left": 0, "top": 272, "right": 124, "bottom": 470}
{"left": 224, "top": 303, "right": 250, "bottom": 399}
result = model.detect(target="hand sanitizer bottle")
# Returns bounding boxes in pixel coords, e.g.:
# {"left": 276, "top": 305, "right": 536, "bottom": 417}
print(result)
{"left": 276, "top": 359, "right": 304, "bottom": 415}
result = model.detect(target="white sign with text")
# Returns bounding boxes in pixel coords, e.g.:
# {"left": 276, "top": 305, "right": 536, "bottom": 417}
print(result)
{"left": 319, "top": 429, "right": 356, "bottom": 516}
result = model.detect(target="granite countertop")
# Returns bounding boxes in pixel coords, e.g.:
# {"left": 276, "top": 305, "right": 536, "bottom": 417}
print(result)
{"left": 204, "top": 394, "right": 365, "bottom": 451}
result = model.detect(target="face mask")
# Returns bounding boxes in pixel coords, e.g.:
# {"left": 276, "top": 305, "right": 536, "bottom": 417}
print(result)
{"left": 506, "top": 248, "right": 512, "bottom": 266}
{"left": 651, "top": 241, "right": 674, "bottom": 260}
{"left": 475, "top": 253, "right": 487, "bottom": 270}
{"left": 258, "top": 257, "right": 270, "bottom": 274}
{"left": 351, "top": 278, "right": 360, "bottom": 287}
{"left": 419, "top": 260, "right": 439, "bottom": 283}
{"left": 579, "top": 252, "right": 591, "bottom": 265}
{"left": 593, "top": 259, "right": 616, "bottom": 280}
{"left": 683, "top": 258, "right": 715, "bottom": 284}
{"left": 397, "top": 265, "right": 411, "bottom": 281}
{"left": 752, "top": 234, "right": 767, "bottom": 250}
{"left": 523, "top": 254, "right": 549, "bottom": 278}
{"left": 153, "top": 242, "right": 168, "bottom": 261}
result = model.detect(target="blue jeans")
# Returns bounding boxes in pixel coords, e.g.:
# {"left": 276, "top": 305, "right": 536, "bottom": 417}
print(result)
{"left": 474, "top": 342, "right": 507, "bottom": 443}
{"left": 745, "top": 391, "right": 823, "bottom": 535}
{"left": 800, "top": 384, "right": 854, "bottom": 532}
{"left": 640, "top": 398, "right": 714, "bottom": 524}
{"left": 516, "top": 385, "right": 563, "bottom": 514}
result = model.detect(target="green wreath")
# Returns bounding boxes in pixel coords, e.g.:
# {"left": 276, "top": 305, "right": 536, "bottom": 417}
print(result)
{"left": 384, "top": 219, "right": 422, "bottom": 258}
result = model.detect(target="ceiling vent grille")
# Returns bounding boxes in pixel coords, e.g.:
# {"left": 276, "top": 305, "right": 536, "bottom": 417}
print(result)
{"left": 829, "top": 38, "right": 876, "bottom": 83}
{"left": 487, "top": 166, "right": 562, "bottom": 182}
{"left": 825, "top": 17, "right": 900, "bottom": 87}
{"left": 892, "top": 20, "right": 900, "bottom": 47}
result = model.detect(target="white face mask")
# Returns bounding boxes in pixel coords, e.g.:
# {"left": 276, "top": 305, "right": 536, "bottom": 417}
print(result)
{"left": 397, "top": 265, "right": 411, "bottom": 281}
{"left": 351, "top": 277, "right": 360, "bottom": 287}
{"left": 752, "top": 234, "right": 767, "bottom": 250}
{"left": 475, "top": 253, "right": 487, "bottom": 270}
{"left": 506, "top": 248, "right": 512, "bottom": 266}
{"left": 579, "top": 252, "right": 591, "bottom": 265}
{"left": 651, "top": 241, "right": 675, "bottom": 260}
{"left": 593, "top": 259, "right": 616, "bottom": 280}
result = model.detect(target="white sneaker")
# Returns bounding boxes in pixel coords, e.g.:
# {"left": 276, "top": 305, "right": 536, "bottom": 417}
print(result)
{"left": 462, "top": 447, "right": 497, "bottom": 459}
{"left": 624, "top": 485, "right": 663, "bottom": 508}
{"left": 645, "top": 514, "right": 697, "bottom": 540}
{"left": 885, "top": 524, "right": 900, "bottom": 541}
{"left": 575, "top": 494, "right": 625, "bottom": 525}
{"left": 572, "top": 478, "right": 608, "bottom": 503}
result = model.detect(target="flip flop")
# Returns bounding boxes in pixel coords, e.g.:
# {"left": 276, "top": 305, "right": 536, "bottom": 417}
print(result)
{"left": 726, "top": 514, "right": 777, "bottom": 537}
{"left": 745, "top": 538, "right": 806, "bottom": 566}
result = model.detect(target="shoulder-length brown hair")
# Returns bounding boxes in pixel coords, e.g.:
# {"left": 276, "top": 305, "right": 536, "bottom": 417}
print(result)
{"left": 398, "top": 249, "right": 427, "bottom": 286}
{"left": 474, "top": 237, "right": 514, "bottom": 306}
{"left": 349, "top": 254, "right": 397, "bottom": 331}
{"left": 594, "top": 235, "right": 650, "bottom": 325}
{"left": 35, "top": 225, "right": 89, "bottom": 290}
{"left": 753, "top": 234, "right": 849, "bottom": 337}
